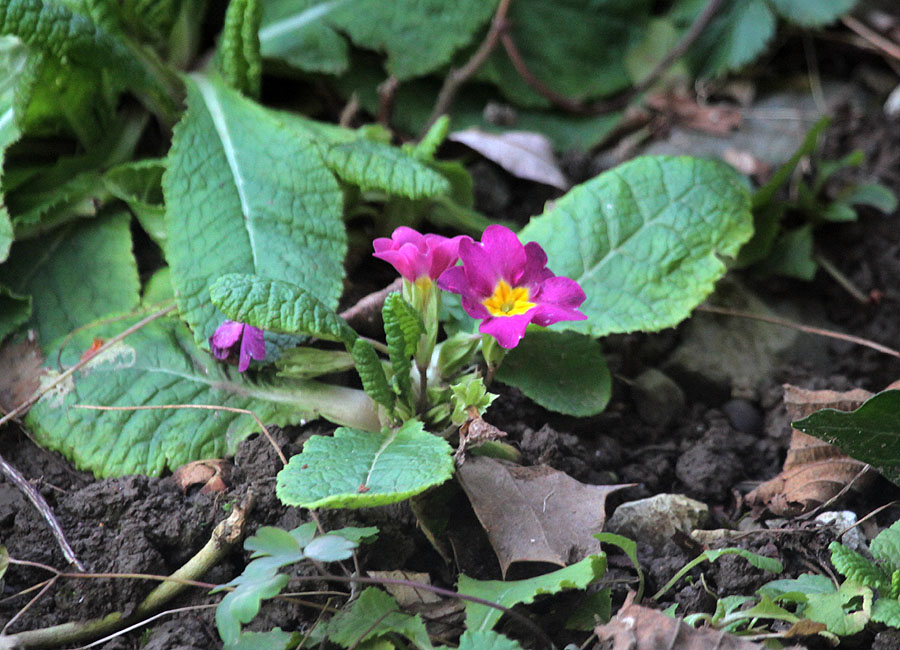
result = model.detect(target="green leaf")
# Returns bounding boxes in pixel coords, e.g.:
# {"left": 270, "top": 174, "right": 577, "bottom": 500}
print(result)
{"left": 871, "top": 519, "right": 900, "bottom": 573}
{"left": 843, "top": 183, "right": 898, "bottom": 214}
{"left": 219, "top": 0, "right": 263, "bottom": 97}
{"left": 496, "top": 329, "right": 611, "bottom": 417}
{"left": 873, "top": 598, "right": 900, "bottom": 628}
{"left": 830, "top": 541, "right": 890, "bottom": 591}
{"left": 26, "top": 315, "right": 379, "bottom": 477}
{"left": 519, "top": 156, "right": 752, "bottom": 337}
{"left": 753, "top": 116, "right": 829, "bottom": 208}
{"left": 478, "top": 0, "right": 652, "bottom": 108}
{"left": 326, "top": 587, "right": 433, "bottom": 650}
{"left": 804, "top": 581, "right": 872, "bottom": 636}
{"left": 459, "top": 555, "right": 606, "bottom": 633}
{"left": 594, "top": 532, "right": 644, "bottom": 602}
{"left": 769, "top": 0, "right": 857, "bottom": 26}
{"left": 759, "top": 573, "right": 836, "bottom": 602}
{"left": 210, "top": 274, "right": 357, "bottom": 344}
{"left": 0, "top": 283, "right": 30, "bottom": 340}
{"left": 763, "top": 224, "right": 817, "bottom": 280}
{"left": 276, "top": 346, "right": 355, "bottom": 379}
{"left": 224, "top": 628, "right": 295, "bottom": 650}
{"left": 383, "top": 292, "right": 423, "bottom": 406}
{"left": 793, "top": 390, "right": 900, "bottom": 485}
{"left": 276, "top": 419, "right": 454, "bottom": 508}
{"left": 682, "top": 0, "right": 776, "bottom": 76}
{"left": 163, "top": 74, "right": 346, "bottom": 345}
{"left": 215, "top": 561, "right": 290, "bottom": 645}
{"left": 351, "top": 338, "right": 395, "bottom": 412}
{"left": 143, "top": 266, "right": 174, "bottom": 305}
{"left": 455, "top": 630, "right": 523, "bottom": 650}
{"left": 0, "top": 35, "right": 31, "bottom": 262}
{"left": 653, "top": 548, "right": 782, "bottom": 600}
{"left": 260, "top": 0, "right": 496, "bottom": 80}
{"left": 103, "top": 159, "right": 166, "bottom": 246}
{"left": 413, "top": 115, "right": 450, "bottom": 161}
{"left": 0, "top": 212, "right": 140, "bottom": 350}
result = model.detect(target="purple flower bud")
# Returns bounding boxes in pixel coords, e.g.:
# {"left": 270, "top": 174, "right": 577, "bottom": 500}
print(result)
{"left": 210, "top": 320, "right": 266, "bottom": 372}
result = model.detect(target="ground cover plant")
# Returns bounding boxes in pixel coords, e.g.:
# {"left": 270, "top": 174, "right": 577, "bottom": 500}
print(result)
{"left": 2, "top": 0, "right": 900, "bottom": 649}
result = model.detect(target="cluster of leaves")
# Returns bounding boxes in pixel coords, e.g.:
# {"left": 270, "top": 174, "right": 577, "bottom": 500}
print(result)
{"left": 738, "top": 117, "right": 898, "bottom": 281}
{"left": 214, "top": 521, "right": 606, "bottom": 649}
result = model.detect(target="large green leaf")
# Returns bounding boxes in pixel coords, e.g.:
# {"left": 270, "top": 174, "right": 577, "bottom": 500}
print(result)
{"left": 793, "top": 390, "right": 900, "bottom": 485}
{"left": 26, "top": 315, "right": 379, "bottom": 478}
{"left": 478, "top": 0, "right": 652, "bottom": 108}
{"left": 210, "top": 273, "right": 357, "bottom": 344}
{"left": 458, "top": 555, "right": 605, "bottom": 632}
{"left": 0, "top": 211, "right": 140, "bottom": 349}
{"left": 496, "top": 329, "right": 611, "bottom": 417}
{"left": 519, "top": 156, "right": 752, "bottom": 337}
{"left": 259, "top": 0, "right": 496, "bottom": 80}
{"left": 163, "top": 74, "right": 345, "bottom": 345}
{"left": 276, "top": 419, "right": 454, "bottom": 508}
{"left": 769, "top": 0, "right": 857, "bottom": 26}
{"left": 0, "top": 34, "right": 31, "bottom": 262}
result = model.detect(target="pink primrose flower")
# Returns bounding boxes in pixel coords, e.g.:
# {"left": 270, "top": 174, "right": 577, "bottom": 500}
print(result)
{"left": 437, "top": 225, "right": 587, "bottom": 349}
{"left": 209, "top": 320, "right": 266, "bottom": 372}
{"left": 373, "top": 226, "right": 465, "bottom": 285}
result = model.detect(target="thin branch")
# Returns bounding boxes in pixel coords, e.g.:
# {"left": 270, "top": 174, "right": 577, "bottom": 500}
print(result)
{"left": 376, "top": 75, "right": 400, "bottom": 128}
{"left": 423, "top": 0, "right": 514, "bottom": 132}
{"left": 1, "top": 576, "right": 57, "bottom": 635}
{"left": 72, "top": 403, "right": 288, "bottom": 467}
{"left": 340, "top": 278, "right": 402, "bottom": 333}
{"left": 0, "top": 303, "right": 176, "bottom": 430}
{"left": 499, "top": 31, "right": 586, "bottom": 113}
{"left": 695, "top": 304, "right": 900, "bottom": 359}
{"left": 68, "top": 604, "right": 216, "bottom": 650}
{"left": 841, "top": 14, "right": 900, "bottom": 61}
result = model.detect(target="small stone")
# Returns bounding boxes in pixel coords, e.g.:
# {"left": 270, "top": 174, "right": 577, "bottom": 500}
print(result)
{"left": 630, "top": 368, "right": 685, "bottom": 428}
{"left": 722, "top": 399, "right": 764, "bottom": 435}
{"left": 607, "top": 493, "right": 709, "bottom": 550}
{"left": 816, "top": 511, "right": 864, "bottom": 551}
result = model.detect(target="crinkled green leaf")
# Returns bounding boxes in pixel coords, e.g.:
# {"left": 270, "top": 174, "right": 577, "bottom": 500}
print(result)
{"left": 107, "top": 0, "right": 182, "bottom": 46}
{"left": 793, "top": 390, "right": 900, "bottom": 486}
{"left": 871, "top": 519, "right": 900, "bottom": 572}
{"left": 219, "top": 0, "right": 262, "bottom": 98}
{"left": 260, "top": 0, "right": 496, "bottom": 80}
{"left": 413, "top": 115, "right": 449, "bottom": 161}
{"left": 326, "top": 587, "right": 433, "bottom": 649}
{"left": 210, "top": 274, "right": 356, "bottom": 345}
{"left": 0, "top": 211, "right": 140, "bottom": 350}
{"left": 496, "top": 329, "right": 610, "bottom": 417}
{"left": 163, "top": 74, "right": 345, "bottom": 345}
{"left": 478, "top": 0, "right": 652, "bottom": 108}
{"left": 383, "top": 292, "right": 423, "bottom": 406}
{"left": 459, "top": 555, "right": 605, "bottom": 633}
{"left": 0, "top": 283, "right": 30, "bottom": 340}
{"left": 804, "top": 581, "right": 872, "bottom": 636}
{"left": 351, "top": 338, "right": 395, "bottom": 412}
{"left": 276, "top": 419, "right": 454, "bottom": 508}
{"left": 681, "top": 0, "right": 776, "bottom": 77}
{"left": 520, "top": 156, "right": 752, "bottom": 337}
{"left": 225, "top": 628, "right": 295, "bottom": 650}
{"left": 769, "top": 0, "right": 857, "bottom": 26}
{"left": 26, "top": 315, "right": 379, "bottom": 478}
{"left": 873, "top": 598, "right": 900, "bottom": 628}
{"left": 830, "top": 541, "right": 889, "bottom": 591}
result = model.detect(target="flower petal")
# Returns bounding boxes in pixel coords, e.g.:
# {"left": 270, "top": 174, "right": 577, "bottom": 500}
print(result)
{"left": 536, "top": 276, "right": 587, "bottom": 309}
{"left": 210, "top": 320, "right": 244, "bottom": 356}
{"left": 480, "top": 225, "right": 527, "bottom": 283}
{"left": 518, "top": 241, "right": 553, "bottom": 287}
{"left": 530, "top": 302, "right": 587, "bottom": 327}
{"left": 238, "top": 326, "right": 266, "bottom": 372}
{"left": 427, "top": 234, "right": 467, "bottom": 279}
{"left": 479, "top": 313, "right": 533, "bottom": 349}
{"left": 457, "top": 236, "right": 498, "bottom": 296}
{"left": 460, "top": 295, "right": 491, "bottom": 320}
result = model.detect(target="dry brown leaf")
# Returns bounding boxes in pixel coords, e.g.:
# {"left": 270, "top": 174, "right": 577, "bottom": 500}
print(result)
{"left": 595, "top": 593, "right": 802, "bottom": 650}
{"left": 456, "top": 456, "right": 628, "bottom": 576}
{"left": 0, "top": 338, "right": 46, "bottom": 414}
{"left": 367, "top": 570, "right": 441, "bottom": 606}
{"left": 455, "top": 414, "right": 507, "bottom": 463}
{"left": 448, "top": 129, "right": 569, "bottom": 190}
{"left": 747, "top": 385, "right": 875, "bottom": 515}
{"left": 172, "top": 459, "right": 231, "bottom": 494}
{"left": 645, "top": 91, "right": 742, "bottom": 135}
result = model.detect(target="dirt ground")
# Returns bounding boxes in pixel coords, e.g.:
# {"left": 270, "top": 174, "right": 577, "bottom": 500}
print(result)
{"left": 3, "top": 100, "right": 900, "bottom": 649}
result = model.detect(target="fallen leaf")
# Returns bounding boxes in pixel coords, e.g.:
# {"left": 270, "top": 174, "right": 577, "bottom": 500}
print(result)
{"left": 747, "top": 385, "right": 875, "bottom": 515}
{"left": 172, "top": 459, "right": 231, "bottom": 494}
{"left": 367, "top": 570, "right": 442, "bottom": 606}
{"left": 0, "top": 338, "right": 45, "bottom": 413}
{"left": 595, "top": 593, "right": 802, "bottom": 650}
{"left": 456, "top": 414, "right": 507, "bottom": 463}
{"left": 723, "top": 147, "right": 771, "bottom": 181}
{"left": 448, "top": 129, "right": 569, "bottom": 190}
{"left": 456, "top": 456, "right": 628, "bottom": 576}
{"left": 646, "top": 91, "right": 742, "bottom": 135}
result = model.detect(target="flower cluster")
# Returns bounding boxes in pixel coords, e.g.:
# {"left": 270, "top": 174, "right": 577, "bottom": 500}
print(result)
{"left": 374, "top": 225, "right": 586, "bottom": 349}
{"left": 209, "top": 320, "right": 265, "bottom": 372}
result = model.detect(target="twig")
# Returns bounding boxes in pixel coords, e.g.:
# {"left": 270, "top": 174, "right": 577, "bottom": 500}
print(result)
{"left": 376, "top": 76, "right": 399, "bottom": 128}
{"left": 0, "top": 304, "right": 176, "bottom": 430}
{"left": 340, "top": 278, "right": 402, "bottom": 332}
{"left": 841, "top": 14, "right": 900, "bottom": 61}
{"left": 423, "top": 0, "right": 514, "bottom": 132}
{"left": 499, "top": 31, "right": 586, "bottom": 113}
{"left": 68, "top": 604, "right": 216, "bottom": 650}
{"left": 0, "top": 576, "right": 57, "bottom": 635}
{"left": 339, "top": 93, "right": 361, "bottom": 128}
{"left": 0, "top": 494, "right": 253, "bottom": 650}
{"left": 0, "top": 454, "right": 84, "bottom": 571}
{"left": 695, "top": 303, "right": 900, "bottom": 359}
{"left": 814, "top": 250, "right": 873, "bottom": 305}
{"left": 72, "top": 403, "right": 288, "bottom": 467}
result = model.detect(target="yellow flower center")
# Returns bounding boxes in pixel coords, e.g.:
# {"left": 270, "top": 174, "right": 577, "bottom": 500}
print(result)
{"left": 482, "top": 280, "right": 535, "bottom": 317}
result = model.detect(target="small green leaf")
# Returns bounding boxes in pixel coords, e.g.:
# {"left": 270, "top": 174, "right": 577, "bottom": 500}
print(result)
{"left": 210, "top": 274, "right": 356, "bottom": 344}
{"left": 873, "top": 597, "right": 900, "bottom": 628}
{"left": 843, "top": 183, "right": 898, "bottom": 214}
{"left": 459, "top": 555, "right": 606, "bottom": 632}
{"left": 351, "top": 338, "right": 395, "bottom": 412}
{"left": 763, "top": 225, "right": 818, "bottom": 280}
{"left": 224, "top": 628, "right": 295, "bottom": 650}
{"left": 413, "top": 115, "right": 450, "bottom": 161}
{"left": 594, "top": 532, "right": 644, "bottom": 602}
{"left": 804, "top": 581, "right": 872, "bottom": 636}
{"left": 793, "top": 390, "right": 900, "bottom": 486}
{"left": 496, "top": 329, "right": 611, "bottom": 416}
{"left": 276, "top": 419, "right": 454, "bottom": 509}
{"left": 0, "top": 212, "right": 140, "bottom": 350}
{"left": 455, "top": 630, "right": 523, "bottom": 650}
{"left": 758, "top": 573, "right": 835, "bottom": 602}
{"left": 769, "top": 0, "right": 857, "bottom": 26}
{"left": 871, "top": 519, "right": 900, "bottom": 573}
{"left": 163, "top": 74, "right": 345, "bottom": 345}
{"left": 682, "top": 0, "right": 776, "bottom": 76}
{"left": 830, "top": 541, "right": 890, "bottom": 590}
{"left": 520, "top": 156, "right": 752, "bottom": 337}
{"left": 326, "top": 587, "right": 433, "bottom": 649}
{"left": 219, "top": 0, "right": 263, "bottom": 98}
{"left": 383, "top": 292, "right": 423, "bottom": 406}
{"left": 753, "top": 117, "right": 830, "bottom": 208}
{"left": 215, "top": 561, "right": 290, "bottom": 645}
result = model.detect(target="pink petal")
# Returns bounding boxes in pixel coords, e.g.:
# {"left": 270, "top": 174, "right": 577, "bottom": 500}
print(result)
{"left": 238, "top": 326, "right": 266, "bottom": 372}
{"left": 535, "top": 276, "right": 587, "bottom": 309}
{"left": 480, "top": 225, "right": 526, "bottom": 283}
{"left": 427, "top": 235, "right": 467, "bottom": 278}
{"left": 390, "top": 226, "right": 427, "bottom": 249}
{"left": 460, "top": 295, "right": 491, "bottom": 320}
{"left": 457, "top": 237, "right": 498, "bottom": 296}
{"left": 436, "top": 265, "right": 470, "bottom": 295}
{"left": 210, "top": 321, "right": 244, "bottom": 358}
{"left": 373, "top": 243, "right": 424, "bottom": 281}
{"left": 530, "top": 303, "right": 587, "bottom": 327}
{"left": 479, "top": 313, "right": 533, "bottom": 349}
{"left": 518, "top": 241, "right": 553, "bottom": 287}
